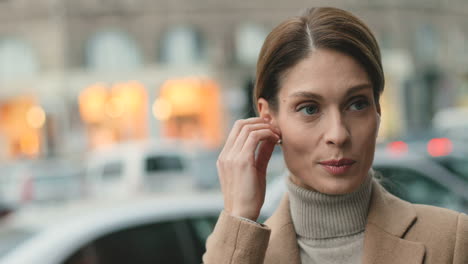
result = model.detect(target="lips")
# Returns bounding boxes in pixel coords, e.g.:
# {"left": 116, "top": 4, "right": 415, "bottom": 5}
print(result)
{"left": 319, "top": 159, "right": 356, "bottom": 166}
{"left": 319, "top": 159, "right": 356, "bottom": 175}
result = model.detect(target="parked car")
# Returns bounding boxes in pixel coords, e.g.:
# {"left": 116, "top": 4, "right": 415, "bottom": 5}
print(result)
{"left": 85, "top": 140, "right": 198, "bottom": 197}
{"left": 189, "top": 149, "right": 220, "bottom": 190}
{"left": 0, "top": 159, "right": 84, "bottom": 209}
{"left": 189, "top": 146, "right": 287, "bottom": 191}
{"left": 382, "top": 137, "right": 468, "bottom": 182}
{"left": 261, "top": 149, "right": 468, "bottom": 218}
{"left": 372, "top": 149, "right": 468, "bottom": 212}
{"left": 0, "top": 193, "right": 223, "bottom": 264}
{"left": 431, "top": 153, "right": 468, "bottom": 182}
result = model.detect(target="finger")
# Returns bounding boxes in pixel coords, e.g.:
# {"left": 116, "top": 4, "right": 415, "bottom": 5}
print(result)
{"left": 256, "top": 140, "right": 276, "bottom": 174}
{"left": 216, "top": 160, "right": 226, "bottom": 191}
{"left": 231, "top": 123, "right": 278, "bottom": 154}
{"left": 240, "top": 129, "right": 279, "bottom": 162}
{"left": 220, "top": 117, "right": 266, "bottom": 157}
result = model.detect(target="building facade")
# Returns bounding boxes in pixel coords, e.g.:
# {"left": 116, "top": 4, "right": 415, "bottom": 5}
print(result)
{"left": 0, "top": 0, "right": 467, "bottom": 160}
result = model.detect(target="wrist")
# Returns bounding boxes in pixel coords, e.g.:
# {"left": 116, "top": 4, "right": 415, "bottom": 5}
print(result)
{"left": 230, "top": 208, "right": 259, "bottom": 222}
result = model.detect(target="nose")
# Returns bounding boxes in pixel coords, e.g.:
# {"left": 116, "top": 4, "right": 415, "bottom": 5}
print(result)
{"left": 324, "top": 111, "right": 350, "bottom": 147}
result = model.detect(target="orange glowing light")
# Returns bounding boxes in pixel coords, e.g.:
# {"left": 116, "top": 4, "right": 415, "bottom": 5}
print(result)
{"left": 160, "top": 79, "right": 201, "bottom": 116}
{"left": 112, "top": 81, "right": 147, "bottom": 115}
{"left": 26, "top": 106, "right": 46, "bottom": 128}
{"left": 0, "top": 96, "right": 45, "bottom": 158}
{"left": 79, "top": 81, "right": 149, "bottom": 148}
{"left": 104, "top": 96, "right": 124, "bottom": 118}
{"left": 158, "top": 78, "right": 223, "bottom": 148}
{"left": 19, "top": 132, "right": 40, "bottom": 156}
{"left": 79, "top": 84, "right": 108, "bottom": 123}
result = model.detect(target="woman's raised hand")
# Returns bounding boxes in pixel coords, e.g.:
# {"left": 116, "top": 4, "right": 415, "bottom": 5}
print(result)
{"left": 217, "top": 117, "right": 281, "bottom": 221}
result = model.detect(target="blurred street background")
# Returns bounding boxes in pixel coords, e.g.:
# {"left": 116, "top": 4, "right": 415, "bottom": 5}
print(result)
{"left": 0, "top": 1, "right": 467, "bottom": 263}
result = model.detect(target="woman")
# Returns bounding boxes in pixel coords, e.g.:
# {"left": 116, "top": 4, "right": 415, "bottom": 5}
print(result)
{"left": 203, "top": 7, "right": 467, "bottom": 264}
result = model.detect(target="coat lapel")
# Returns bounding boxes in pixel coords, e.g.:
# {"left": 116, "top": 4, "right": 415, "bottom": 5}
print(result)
{"left": 362, "top": 181, "right": 426, "bottom": 264}
{"left": 264, "top": 195, "right": 301, "bottom": 264}
{"left": 264, "top": 179, "right": 426, "bottom": 264}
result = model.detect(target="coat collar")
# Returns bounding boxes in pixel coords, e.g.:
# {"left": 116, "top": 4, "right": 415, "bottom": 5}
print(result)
{"left": 264, "top": 194, "right": 301, "bottom": 264}
{"left": 362, "top": 181, "right": 426, "bottom": 264}
{"left": 264, "top": 179, "right": 426, "bottom": 264}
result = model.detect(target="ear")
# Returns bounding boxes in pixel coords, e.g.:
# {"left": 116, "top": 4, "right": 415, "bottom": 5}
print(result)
{"left": 376, "top": 103, "right": 382, "bottom": 117}
{"left": 257, "top": 98, "right": 278, "bottom": 126}
{"left": 376, "top": 104, "right": 381, "bottom": 138}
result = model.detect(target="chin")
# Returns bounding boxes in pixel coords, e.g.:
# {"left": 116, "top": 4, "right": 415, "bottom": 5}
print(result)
{"left": 300, "top": 172, "right": 365, "bottom": 195}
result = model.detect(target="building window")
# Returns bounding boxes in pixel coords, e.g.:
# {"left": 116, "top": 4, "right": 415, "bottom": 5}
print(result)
{"left": 0, "top": 38, "right": 39, "bottom": 81}
{"left": 235, "top": 23, "right": 268, "bottom": 66}
{"left": 414, "top": 24, "right": 439, "bottom": 64}
{"left": 86, "top": 30, "right": 142, "bottom": 72}
{"left": 158, "top": 26, "right": 206, "bottom": 65}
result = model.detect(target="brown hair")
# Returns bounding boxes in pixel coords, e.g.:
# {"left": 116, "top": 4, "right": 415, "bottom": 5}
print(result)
{"left": 254, "top": 7, "right": 384, "bottom": 113}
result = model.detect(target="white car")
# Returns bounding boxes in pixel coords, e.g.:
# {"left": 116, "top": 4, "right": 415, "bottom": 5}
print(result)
{"left": 0, "top": 193, "right": 223, "bottom": 264}
{"left": 85, "top": 140, "right": 199, "bottom": 197}
{"left": 0, "top": 159, "right": 83, "bottom": 209}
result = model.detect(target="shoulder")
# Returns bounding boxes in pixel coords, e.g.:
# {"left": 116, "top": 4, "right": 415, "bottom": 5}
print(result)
{"left": 410, "top": 204, "right": 468, "bottom": 237}
{"left": 411, "top": 203, "right": 463, "bottom": 226}
{"left": 406, "top": 204, "right": 468, "bottom": 240}
{"left": 368, "top": 181, "right": 467, "bottom": 262}
{"left": 409, "top": 203, "right": 468, "bottom": 239}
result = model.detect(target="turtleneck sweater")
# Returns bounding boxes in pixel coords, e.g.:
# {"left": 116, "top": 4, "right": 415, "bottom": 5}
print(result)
{"left": 286, "top": 173, "right": 373, "bottom": 264}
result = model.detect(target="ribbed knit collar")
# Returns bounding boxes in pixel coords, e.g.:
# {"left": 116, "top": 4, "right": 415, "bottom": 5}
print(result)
{"left": 287, "top": 172, "right": 373, "bottom": 240}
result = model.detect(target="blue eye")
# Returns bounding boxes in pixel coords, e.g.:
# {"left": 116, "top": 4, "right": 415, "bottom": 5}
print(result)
{"left": 299, "top": 105, "right": 319, "bottom": 115}
{"left": 349, "top": 100, "right": 369, "bottom": 111}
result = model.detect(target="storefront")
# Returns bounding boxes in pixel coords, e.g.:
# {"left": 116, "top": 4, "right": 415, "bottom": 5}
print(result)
{"left": 79, "top": 81, "right": 148, "bottom": 149}
{"left": 78, "top": 77, "right": 224, "bottom": 150}
{"left": 0, "top": 96, "right": 45, "bottom": 159}
{"left": 154, "top": 78, "right": 223, "bottom": 149}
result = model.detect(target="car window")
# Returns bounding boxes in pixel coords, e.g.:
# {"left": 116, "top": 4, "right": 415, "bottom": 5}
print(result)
{"left": 101, "top": 162, "right": 123, "bottom": 181}
{"left": 63, "top": 219, "right": 196, "bottom": 264}
{"left": 375, "top": 167, "right": 464, "bottom": 210}
{"left": 433, "top": 156, "right": 468, "bottom": 182}
{"left": 145, "top": 156, "right": 184, "bottom": 173}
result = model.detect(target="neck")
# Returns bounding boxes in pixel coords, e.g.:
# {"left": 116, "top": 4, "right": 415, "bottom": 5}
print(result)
{"left": 286, "top": 172, "right": 373, "bottom": 239}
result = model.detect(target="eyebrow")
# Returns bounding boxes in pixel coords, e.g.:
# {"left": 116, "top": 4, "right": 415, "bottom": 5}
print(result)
{"left": 288, "top": 83, "right": 372, "bottom": 100}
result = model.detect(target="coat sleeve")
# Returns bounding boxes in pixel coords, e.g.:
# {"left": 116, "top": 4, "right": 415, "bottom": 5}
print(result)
{"left": 202, "top": 210, "right": 271, "bottom": 264}
{"left": 453, "top": 213, "right": 468, "bottom": 264}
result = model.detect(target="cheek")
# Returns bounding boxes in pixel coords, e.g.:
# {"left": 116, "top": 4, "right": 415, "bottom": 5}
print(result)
{"left": 278, "top": 118, "right": 321, "bottom": 158}
{"left": 280, "top": 128, "right": 313, "bottom": 175}
{"left": 350, "top": 115, "right": 379, "bottom": 154}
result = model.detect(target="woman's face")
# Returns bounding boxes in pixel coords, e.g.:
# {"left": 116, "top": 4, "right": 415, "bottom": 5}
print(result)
{"left": 260, "top": 48, "right": 380, "bottom": 195}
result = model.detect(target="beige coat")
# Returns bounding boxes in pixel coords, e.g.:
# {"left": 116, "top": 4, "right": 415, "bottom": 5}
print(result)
{"left": 203, "top": 181, "right": 468, "bottom": 264}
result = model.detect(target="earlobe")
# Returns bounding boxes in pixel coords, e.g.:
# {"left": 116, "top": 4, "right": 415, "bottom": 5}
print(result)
{"left": 376, "top": 113, "right": 381, "bottom": 138}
